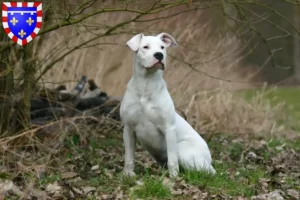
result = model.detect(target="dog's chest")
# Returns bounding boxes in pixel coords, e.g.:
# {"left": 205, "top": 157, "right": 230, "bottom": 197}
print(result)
{"left": 125, "top": 95, "right": 163, "bottom": 125}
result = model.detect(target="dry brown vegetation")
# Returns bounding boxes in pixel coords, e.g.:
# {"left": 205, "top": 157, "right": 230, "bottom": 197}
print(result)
{"left": 184, "top": 88, "right": 286, "bottom": 137}
{"left": 39, "top": 2, "right": 257, "bottom": 96}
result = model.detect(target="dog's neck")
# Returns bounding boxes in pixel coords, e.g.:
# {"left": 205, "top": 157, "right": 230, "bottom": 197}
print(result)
{"left": 129, "top": 54, "right": 165, "bottom": 96}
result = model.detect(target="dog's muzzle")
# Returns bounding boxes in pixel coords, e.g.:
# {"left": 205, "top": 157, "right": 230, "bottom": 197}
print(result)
{"left": 146, "top": 62, "right": 165, "bottom": 71}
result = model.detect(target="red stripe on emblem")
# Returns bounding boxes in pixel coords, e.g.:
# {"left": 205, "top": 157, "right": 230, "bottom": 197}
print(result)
{"left": 34, "top": 2, "right": 41, "bottom": 7}
{"left": 37, "top": 10, "right": 42, "bottom": 17}
{"left": 10, "top": 2, "right": 17, "bottom": 7}
{"left": 2, "top": 3, "right": 8, "bottom": 11}
{"left": 12, "top": 36, "right": 18, "bottom": 43}
{"left": 22, "top": 40, "right": 27, "bottom": 46}
{"left": 2, "top": 17, "right": 7, "bottom": 22}
{"left": 4, "top": 28, "right": 10, "bottom": 34}
{"left": 31, "top": 32, "right": 37, "bottom": 38}
{"left": 22, "top": 2, "right": 28, "bottom": 7}
{"left": 36, "top": 22, "right": 42, "bottom": 28}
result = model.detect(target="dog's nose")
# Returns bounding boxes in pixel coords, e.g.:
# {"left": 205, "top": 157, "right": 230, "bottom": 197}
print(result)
{"left": 154, "top": 52, "right": 163, "bottom": 61}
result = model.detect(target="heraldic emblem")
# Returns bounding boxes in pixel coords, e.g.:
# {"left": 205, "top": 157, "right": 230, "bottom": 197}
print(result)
{"left": 2, "top": 2, "right": 42, "bottom": 46}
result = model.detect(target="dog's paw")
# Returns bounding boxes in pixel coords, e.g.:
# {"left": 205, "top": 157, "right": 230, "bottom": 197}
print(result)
{"left": 169, "top": 170, "right": 178, "bottom": 178}
{"left": 123, "top": 170, "right": 136, "bottom": 177}
{"left": 168, "top": 165, "right": 179, "bottom": 178}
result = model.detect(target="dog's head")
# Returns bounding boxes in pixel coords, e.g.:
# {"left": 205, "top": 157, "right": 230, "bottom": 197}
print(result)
{"left": 126, "top": 33, "right": 177, "bottom": 71}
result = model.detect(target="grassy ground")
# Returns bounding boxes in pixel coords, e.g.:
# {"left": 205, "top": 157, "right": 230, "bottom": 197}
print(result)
{"left": 3, "top": 131, "right": 299, "bottom": 199}
{"left": 1, "top": 87, "right": 300, "bottom": 199}
{"left": 239, "top": 87, "right": 300, "bottom": 131}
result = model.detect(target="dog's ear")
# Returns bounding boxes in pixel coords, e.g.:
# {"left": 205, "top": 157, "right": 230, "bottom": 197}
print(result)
{"left": 157, "top": 33, "right": 177, "bottom": 48}
{"left": 126, "top": 33, "right": 144, "bottom": 51}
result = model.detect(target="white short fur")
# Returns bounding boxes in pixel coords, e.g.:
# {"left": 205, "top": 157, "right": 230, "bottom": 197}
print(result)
{"left": 120, "top": 33, "right": 216, "bottom": 177}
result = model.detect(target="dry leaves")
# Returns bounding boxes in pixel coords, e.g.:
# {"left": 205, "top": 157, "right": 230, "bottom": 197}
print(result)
{"left": 171, "top": 178, "right": 208, "bottom": 199}
{"left": 46, "top": 181, "right": 63, "bottom": 196}
{"left": 287, "top": 189, "right": 300, "bottom": 200}
{"left": 251, "top": 190, "right": 284, "bottom": 200}
{"left": 61, "top": 171, "right": 78, "bottom": 179}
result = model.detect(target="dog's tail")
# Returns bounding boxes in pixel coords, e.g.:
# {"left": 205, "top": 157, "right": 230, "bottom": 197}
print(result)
{"left": 179, "top": 153, "right": 216, "bottom": 175}
{"left": 196, "top": 162, "right": 216, "bottom": 175}
{"left": 208, "top": 165, "right": 216, "bottom": 175}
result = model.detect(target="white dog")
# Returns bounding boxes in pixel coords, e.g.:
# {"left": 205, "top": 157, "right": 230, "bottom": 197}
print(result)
{"left": 120, "top": 33, "right": 215, "bottom": 177}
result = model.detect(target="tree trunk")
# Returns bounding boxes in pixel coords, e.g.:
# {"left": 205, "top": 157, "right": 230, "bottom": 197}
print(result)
{"left": 0, "top": 33, "right": 14, "bottom": 135}
{"left": 294, "top": 6, "right": 300, "bottom": 83}
{"left": 0, "top": 35, "right": 36, "bottom": 135}
{"left": 20, "top": 46, "right": 35, "bottom": 130}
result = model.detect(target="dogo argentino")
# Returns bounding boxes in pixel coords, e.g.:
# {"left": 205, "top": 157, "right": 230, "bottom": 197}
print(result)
{"left": 120, "top": 33, "right": 216, "bottom": 177}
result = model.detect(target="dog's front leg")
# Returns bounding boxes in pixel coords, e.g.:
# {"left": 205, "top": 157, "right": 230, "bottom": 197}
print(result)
{"left": 164, "top": 125, "right": 179, "bottom": 177}
{"left": 123, "top": 125, "right": 136, "bottom": 176}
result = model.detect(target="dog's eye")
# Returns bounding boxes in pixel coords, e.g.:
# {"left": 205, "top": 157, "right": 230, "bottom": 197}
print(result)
{"left": 143, "top": 46, "right": 149, "bottom": 49}
{"left": 161, "top": 46, "right": 165, "bottom": 49}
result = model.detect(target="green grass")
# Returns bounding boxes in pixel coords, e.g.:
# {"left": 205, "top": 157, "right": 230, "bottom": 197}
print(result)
{"left": 288, "top": 139, "right": 300, "bottom": 151}
{"left": 88, "top": 176, "right": 107, "bottom": 186}
{"left": 0, "top": 172, "right": 10, "bottom": 179}
{"left": 229, "top": 142, "right": 244, "bottom": 161}
{"left": 121, "top": 175, "right": 137, "bottom": 190}
{"left": 183, "top": 163, "right": 266, "bottom": 197}
{"left": 39, "top": 173, "right": 60, "bottom": 185}
{"left": 130, "top": 175, "right": 171, "bottom": 199}
{"left": 4, "top": 196, "right": 20, "bottom": 200}
{"left": 241, "top": 87, "right": 300, "bottom": 106}
{"left": 87, "top": 197, "right": 97, "bottom": 200}
{"left": 239, "top": 87, "right": 300, "bottom": 130}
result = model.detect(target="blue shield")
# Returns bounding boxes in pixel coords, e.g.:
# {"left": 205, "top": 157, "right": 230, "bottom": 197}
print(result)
{"left": 2, "top": 2, "right": 42, "bottom": 46}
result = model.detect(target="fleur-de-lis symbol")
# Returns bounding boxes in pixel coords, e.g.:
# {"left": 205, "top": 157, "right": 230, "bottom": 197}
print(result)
{"left": 18, "top": 29, "right": 26, "bottom": 38}
{"left": 10, "top": 17, "right": 18, "bottom": 26}
{"left": 26, "top": 17, "right": 34, "bottom": 26}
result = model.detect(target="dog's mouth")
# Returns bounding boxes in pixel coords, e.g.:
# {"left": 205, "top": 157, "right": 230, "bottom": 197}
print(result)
{"left": 146, "top": 62, "right": 165, "bottom": 71}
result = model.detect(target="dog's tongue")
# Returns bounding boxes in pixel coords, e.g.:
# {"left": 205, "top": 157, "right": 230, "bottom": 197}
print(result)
{"left": 153, "top": 62, "right": 165, "bottom": 70}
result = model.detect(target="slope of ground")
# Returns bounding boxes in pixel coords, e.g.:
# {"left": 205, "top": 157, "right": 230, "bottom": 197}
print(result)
{"left": 1, "top": 128, "right": 299, "bottom": 199}
{"left": 0, "top": 88, "right": 299, "bottom": 200}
